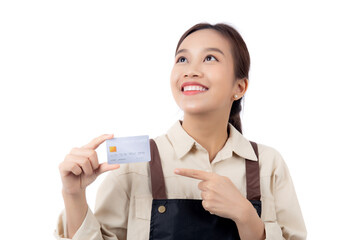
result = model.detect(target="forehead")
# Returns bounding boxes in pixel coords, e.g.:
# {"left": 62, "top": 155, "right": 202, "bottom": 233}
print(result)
{"left": 178, "top": 29, "right": 232, "bottom": 54}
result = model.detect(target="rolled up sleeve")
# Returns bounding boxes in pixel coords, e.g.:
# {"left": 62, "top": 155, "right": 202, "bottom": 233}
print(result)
{"left": 54, "top": 207, "right": 107, "bottom": 240}
{"left": 264, "top": 222, "right": 284, "bottom": 239}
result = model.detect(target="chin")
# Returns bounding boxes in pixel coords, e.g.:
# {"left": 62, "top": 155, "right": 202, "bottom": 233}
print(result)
{"left": 181, "top": 106, "right": 210, "bottom": 116}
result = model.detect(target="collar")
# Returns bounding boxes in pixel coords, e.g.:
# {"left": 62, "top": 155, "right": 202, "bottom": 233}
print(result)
{"left": 166, "top": 120, "right": 258, "bottom": 161}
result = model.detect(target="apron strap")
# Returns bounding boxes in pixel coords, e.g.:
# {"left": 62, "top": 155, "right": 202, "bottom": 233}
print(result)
{"left": 149, "top": 139, "right": 167, "bottom": 199}
{"left": 149, "top": 139, "right": 261, "bottom": 201}
{"left": 246, "top": 141, "right": 261, "bottom": 201}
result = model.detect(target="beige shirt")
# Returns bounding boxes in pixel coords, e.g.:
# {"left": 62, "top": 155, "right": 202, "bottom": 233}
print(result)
{"left": 55, "top": 121, "right": 307, "bottom": 240}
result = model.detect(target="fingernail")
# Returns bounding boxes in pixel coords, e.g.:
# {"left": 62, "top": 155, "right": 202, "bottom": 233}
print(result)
{"left": 174, "top": 169, "right": 180, "bottom": 174}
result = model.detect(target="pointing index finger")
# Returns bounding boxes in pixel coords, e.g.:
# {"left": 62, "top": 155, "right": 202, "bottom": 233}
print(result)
{"left": 82, "top": 134, "right": 114, "bottom": 150}
{"left": 174, "top": 168, "right": 213, "bottom": 181}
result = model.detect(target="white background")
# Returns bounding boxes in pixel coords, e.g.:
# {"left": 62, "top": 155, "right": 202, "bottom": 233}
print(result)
{"left": 0, "top": 0, "right": 359, "bottom": 239}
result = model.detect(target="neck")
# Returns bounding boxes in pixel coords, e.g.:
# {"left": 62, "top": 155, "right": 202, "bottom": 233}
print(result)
{"left": 181, "top": 111, "right": 230, "bottom": 162}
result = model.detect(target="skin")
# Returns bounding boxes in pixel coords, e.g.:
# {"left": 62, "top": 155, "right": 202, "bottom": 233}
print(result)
{"left": 59, "top": 29, "right": 264, "bottom": 239}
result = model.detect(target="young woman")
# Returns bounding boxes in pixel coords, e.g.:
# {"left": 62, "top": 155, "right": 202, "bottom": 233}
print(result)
{"left": 55, "top": 23, "right": 307, "bottom": 240}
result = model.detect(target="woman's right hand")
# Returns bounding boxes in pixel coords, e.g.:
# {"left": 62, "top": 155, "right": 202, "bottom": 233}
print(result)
{"left": 59, "top": 134, "right": 120, "bottom": 196}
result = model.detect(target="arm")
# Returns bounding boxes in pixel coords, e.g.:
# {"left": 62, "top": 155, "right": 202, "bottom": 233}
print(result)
{"left": 271, "top": 152, "right": 307, "bottom": 239}
{"left": 62, "top": 190, "right": 88, "bottom": 238}
{"left": 56, "top": 134, "right": 120, "bottom": 239}
{"left": 256, "top": 145, "right": 307, "bottom": 240}
{"left": 55, "top": 171, "right": 129, "bottom": 240}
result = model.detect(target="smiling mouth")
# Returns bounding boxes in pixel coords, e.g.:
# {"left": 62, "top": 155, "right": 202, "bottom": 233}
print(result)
{"left": 182, "top": 85, "right": 208, "bottom": 92}
{"left": 181, "top": 85, "right": 208, "bottom": 95}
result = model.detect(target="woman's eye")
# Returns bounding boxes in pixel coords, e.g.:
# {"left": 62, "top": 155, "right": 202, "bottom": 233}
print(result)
{"left": 204, "top": 55, "right": 217, "bottom": 62}
{"left": 176, "top": 57, "right": 187, "bottom": 63}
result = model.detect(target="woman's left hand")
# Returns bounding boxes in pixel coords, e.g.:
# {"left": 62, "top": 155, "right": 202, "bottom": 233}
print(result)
{"left": 174, "top": 168, "right": 254, "bottom": 223}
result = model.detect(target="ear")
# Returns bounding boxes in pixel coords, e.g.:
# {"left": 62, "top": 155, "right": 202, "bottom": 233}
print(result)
{"left": 233, "top": 78, "right": 248, "bottom": 100}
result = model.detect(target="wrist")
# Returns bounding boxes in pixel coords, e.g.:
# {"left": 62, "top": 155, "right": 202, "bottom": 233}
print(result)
{"left": 62, "top": 188, "right": 87, "bottom": 204}
{"left": 232, "top": 199, "right": 254, "bottom": 224}
{"left": 233, "top": 200, "right": 265, "bottom": 240}
{"left": 62, "top": 189, "right": 88, "bottom": 238}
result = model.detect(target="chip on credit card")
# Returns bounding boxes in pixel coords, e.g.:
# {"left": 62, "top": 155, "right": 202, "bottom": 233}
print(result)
{"left": 106, "top": 135, "right": 151, "bottom": 164}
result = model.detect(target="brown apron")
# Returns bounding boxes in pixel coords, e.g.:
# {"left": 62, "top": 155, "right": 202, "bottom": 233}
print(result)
{"left": 148, "top": 139, "right": 261, "bottom": 240}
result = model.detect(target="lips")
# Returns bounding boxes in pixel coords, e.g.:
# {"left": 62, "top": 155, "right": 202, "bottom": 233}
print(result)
{"left": 181, "top": 82, "right": 209, "bottom": 92}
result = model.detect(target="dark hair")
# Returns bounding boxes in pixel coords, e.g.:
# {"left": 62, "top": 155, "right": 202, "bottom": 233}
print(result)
{"left": 175, "top": 23, "right": 250, "bottom": 134}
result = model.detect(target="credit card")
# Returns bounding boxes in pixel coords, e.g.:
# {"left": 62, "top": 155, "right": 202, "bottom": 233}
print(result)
{"left": 106, "top": 135, "right": 151, "bottom": 164}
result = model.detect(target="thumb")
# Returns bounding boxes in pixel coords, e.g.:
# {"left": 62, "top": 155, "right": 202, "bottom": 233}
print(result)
{"left": 97, "top": 163, "right": 120, "bottom": 176}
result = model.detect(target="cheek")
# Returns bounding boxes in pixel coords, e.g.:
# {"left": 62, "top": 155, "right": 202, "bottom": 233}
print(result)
{"left": 170, "top": 68, "right": 180, "bottom": 100}
{"left": 170, "top": 68, "right": 181, "bottom": 90}
{"left": 208, "top": 69, "right": 236, "bottom": 102}
{"left": 207, "top": 64, "right": 227, "bottom": 79}
{"left": 207, "top": 66, "right": 233, "bottom": 89}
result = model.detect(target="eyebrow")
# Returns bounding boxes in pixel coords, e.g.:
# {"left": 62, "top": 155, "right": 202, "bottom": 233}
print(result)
{"left": 175, "top": 48, "right": 225, "bottom": 56}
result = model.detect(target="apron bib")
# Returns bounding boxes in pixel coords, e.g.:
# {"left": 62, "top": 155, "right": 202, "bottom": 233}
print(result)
{"left": 148, "top": 139, "right": 261, "bottom": 240}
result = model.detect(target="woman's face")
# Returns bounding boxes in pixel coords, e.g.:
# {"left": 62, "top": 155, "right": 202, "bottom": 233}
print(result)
{"left": 170, "top": 29, "right": 245, "bottom": 116}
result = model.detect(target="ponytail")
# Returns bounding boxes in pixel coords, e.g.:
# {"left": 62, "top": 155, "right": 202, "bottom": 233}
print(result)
{"left": 229, "top": 98, "right": 242, "bottom": 134}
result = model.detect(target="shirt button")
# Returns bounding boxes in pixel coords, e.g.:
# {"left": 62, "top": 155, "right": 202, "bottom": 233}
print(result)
{"left": 158, "top": 205, "right": 166, "bottom": 213}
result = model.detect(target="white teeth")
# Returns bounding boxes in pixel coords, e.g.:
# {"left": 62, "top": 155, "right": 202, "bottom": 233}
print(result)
{"left": 183, "top": 85, "right": 207, "bottom": 92}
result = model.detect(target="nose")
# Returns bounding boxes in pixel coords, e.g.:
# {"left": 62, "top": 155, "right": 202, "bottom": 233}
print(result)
{"left": 184, "top": 71, "right": 200, "bottom": 78}
{"left": 184, "top": 63, "right": 203, "bottom": 78}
